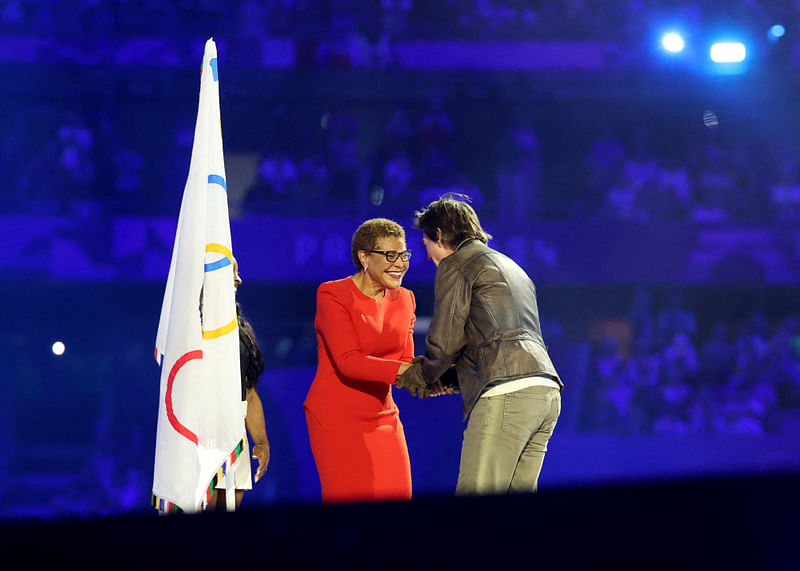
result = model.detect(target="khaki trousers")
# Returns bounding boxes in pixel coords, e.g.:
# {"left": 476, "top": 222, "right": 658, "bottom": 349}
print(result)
{"left": 456, "top": 385, "right": 561, "bottom": 495}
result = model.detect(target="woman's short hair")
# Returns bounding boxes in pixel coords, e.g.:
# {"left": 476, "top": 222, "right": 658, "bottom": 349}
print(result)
{"left": 351, "top": 218, "right": 406, "bottom": 270}
{"left": 414, "top": 193, "right": 491, "bottom": 249}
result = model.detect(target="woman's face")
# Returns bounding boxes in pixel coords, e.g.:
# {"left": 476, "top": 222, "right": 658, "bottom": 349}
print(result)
{"left": 362, "top": 236, "right": 409, "bottom": 290}
{"left": 232, "top": 257, "right": 242, "bottom": 292}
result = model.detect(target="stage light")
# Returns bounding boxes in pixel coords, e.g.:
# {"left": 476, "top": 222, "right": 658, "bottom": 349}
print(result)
{"left": 702, "top": 110, "right": 719, "bottom": 128}
{"left": 768, "top": 24, "right": 785, "bottom": 41}
{"left": 661, "top": 32, "right": 685, "bottom": 53}
{"left": 710, "top": 42, "right": 746, "bottom": 63}
{"left": 52, "top": 341, "right": 65, "bottom": 356}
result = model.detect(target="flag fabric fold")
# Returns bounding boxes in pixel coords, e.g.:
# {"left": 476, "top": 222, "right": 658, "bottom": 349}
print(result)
{"left": 152, "top": 38, "right": 244, "bottom": 513}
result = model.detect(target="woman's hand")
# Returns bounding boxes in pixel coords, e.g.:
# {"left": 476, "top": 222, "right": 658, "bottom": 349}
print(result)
{"left": 251, "top": 441, "right": 270, "bottom": 483}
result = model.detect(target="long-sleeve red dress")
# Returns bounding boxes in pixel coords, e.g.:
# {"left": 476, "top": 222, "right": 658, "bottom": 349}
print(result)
{"left": 304, "top": 277, "right": 416, "bottom": 503}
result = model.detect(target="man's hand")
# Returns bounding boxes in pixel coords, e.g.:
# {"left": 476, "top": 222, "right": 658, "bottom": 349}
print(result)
{"left": 438, "top": 365, "right": 460, "bottom": 394}
{"left": 396, "top": 359, "right": 431, "bottom": 398}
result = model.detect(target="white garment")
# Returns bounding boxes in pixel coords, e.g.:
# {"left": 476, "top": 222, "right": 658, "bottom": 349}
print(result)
{"left": 216, "top": 401, "right": 253, "bottom": 491}
{"left": 480, "top": 375, "right": 560, "bottom": 398}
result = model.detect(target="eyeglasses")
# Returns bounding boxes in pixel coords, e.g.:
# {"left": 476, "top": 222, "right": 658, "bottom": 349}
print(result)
{"left": 368, "top": 249, "right": 412, "bottom": 263}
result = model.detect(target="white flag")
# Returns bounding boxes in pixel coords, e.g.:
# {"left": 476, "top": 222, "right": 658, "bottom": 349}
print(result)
{"left": 152, "top": 38, "right": 244, "bottom": 513}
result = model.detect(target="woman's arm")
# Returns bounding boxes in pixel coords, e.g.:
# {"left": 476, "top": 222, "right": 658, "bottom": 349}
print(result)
{"left": 245, "top": 387, "right": 269, "bottom": 483}
{"left": 316, "top": 285, "right": 409, "bottom": 383}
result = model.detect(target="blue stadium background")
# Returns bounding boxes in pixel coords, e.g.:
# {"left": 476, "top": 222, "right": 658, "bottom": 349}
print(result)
{"left": 2, "top": 1, "right": 800, "bottom": 521}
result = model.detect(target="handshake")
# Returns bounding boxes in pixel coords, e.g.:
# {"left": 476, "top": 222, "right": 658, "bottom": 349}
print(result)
{"left": 396, "top": 357, "right": 460, "bottom": 399}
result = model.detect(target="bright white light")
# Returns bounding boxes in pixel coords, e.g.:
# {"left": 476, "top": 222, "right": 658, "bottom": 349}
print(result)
{"left": 769, "top": 24, "right": 785, "bottom": 40}
{"left": 710, "top": 42, "right": 746, "bottom": 63}
{"left": 52, "top": 341, "right": 65, "bottom": 356}
{"left": 662, "top": 33, "right": 685, "bottom": 53}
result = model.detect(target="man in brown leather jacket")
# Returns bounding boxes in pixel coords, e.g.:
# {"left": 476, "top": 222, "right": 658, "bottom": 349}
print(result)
{"left": 397, "top": 195, "right": 563, "bottom": 495}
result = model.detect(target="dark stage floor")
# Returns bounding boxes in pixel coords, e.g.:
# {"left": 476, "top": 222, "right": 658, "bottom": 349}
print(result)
{"left": 2, "top": 472, "right": 797, "bottom": 569}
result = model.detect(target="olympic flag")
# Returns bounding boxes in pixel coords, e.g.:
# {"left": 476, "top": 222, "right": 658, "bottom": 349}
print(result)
{"left": 152, "top": 38, "right": 244, "bottom": 513}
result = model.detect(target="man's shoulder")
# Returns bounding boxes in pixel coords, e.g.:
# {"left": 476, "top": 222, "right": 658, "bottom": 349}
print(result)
{"left": 444, "top": 240, "right": 488, "bottom": 264}
{"left": 455, "top": 241, "right": 502, "bottom": 270}
{"left": 457, "top": 242, "right": 533, "bottom": 285}
{"left": 435, "top": 241, "right": 486, "bottom": 281}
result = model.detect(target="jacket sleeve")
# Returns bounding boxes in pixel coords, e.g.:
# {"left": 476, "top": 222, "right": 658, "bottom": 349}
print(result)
{"left": 315, "top": 285, "right": 406, "bottom": 384}
{"left": 422, "top": 260, "right": 470, "bottom": 383}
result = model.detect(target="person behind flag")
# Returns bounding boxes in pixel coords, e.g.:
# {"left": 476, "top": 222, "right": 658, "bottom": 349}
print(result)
{"left": 207, "top": 257, "right": 270, "bottom": 510}
{"left": 303, "top": 218, "right": 418, "bottom": 503}
{"left": 397, "top": 194, "right": 563, "bottom": 495}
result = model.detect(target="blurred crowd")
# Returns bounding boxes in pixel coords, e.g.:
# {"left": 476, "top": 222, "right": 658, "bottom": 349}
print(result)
{"left": 1, "top": 0, "right": 794, "bottom": 45}
{"left": 577, "top": 122, "right": 800, "bottom": 223}
{"left": 1, "top": 1, "right": 796, "bottom": 72}
{"left": 4, "top": 90, "right": 799, "bottom": 225}
{"left": 580, "top": 289, "right": 800, "bottom": 436}
{"left": 3, "top": 0, "right": 798, "bottom": 222}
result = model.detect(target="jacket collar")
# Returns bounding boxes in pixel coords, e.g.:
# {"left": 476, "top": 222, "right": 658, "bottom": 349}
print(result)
{"left": 455, "top": 238, "right": 476, "bottom": 251}
{"left": 439, "top": 239, "right": 483, "bottom": 270}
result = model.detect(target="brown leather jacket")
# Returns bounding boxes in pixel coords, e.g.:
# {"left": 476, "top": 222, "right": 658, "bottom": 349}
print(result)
{"left": 421, "top": 239, "right": 562, "bottom": 419}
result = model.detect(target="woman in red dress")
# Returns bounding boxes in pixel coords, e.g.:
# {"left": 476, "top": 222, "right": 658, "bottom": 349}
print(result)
{"left": 304, "top": 218, "right": 417, "bottom": 503}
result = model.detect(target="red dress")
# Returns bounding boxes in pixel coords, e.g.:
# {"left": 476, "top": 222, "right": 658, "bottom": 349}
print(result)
{"left": 304, "top": 277, "right": 416, "bottom": 503}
